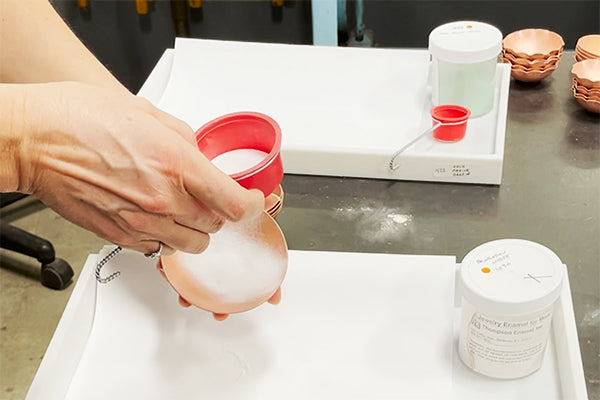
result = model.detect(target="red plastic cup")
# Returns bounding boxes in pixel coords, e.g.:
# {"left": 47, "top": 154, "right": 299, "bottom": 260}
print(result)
{"left": 430, "top": 105, "right": 471, "bottom": 142}
{"left": 195, "top": 112, "right": 283, "bottom": 197}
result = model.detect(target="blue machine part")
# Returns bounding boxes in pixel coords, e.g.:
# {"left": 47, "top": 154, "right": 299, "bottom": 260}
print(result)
{"left": 311, "top": 0, "right": 339, "bottom": 46}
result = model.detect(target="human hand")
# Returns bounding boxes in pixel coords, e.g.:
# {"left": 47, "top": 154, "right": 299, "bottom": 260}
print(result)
{"left": 155, "top": 258, "right": 282, "bottom": 321}
{"left": 9, "top": 82, "right": 264, "bottom": 255}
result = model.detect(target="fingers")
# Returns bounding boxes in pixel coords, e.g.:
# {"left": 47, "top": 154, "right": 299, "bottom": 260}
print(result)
{"left": 159, "top": 242, "right": 175, "bottom": 256}
{"left": 116, "top": 209, "right": 211, "bottom": 254}
{"left": 153, "top": 223, "right": 209, "bottom": 254}
{"left": 211, "top": 288, "right": 282, "bottom": 321}
{"left": 178, "top": 296, "right": 192, "bottom": 308}
{"left": 207, "top": 289, "right": 282, "bottom": 321}
{"left": 170, "top": 197, "right": 225, "bottom": 235}
{"left": 213, "top": 313, "right": 229, "bottom": 321}
{"left": 268, "top": 287, "right": 282, "bottom": 305}
{"left": 181, "top": 150, "right": 265, "bottom": 222}
{"left": 142, "top": 101, "right": 265, "bottom": 224}
{"left": 38, "top": 191, "right": 181, "bottom": 256}
{"left": 154, "top": 223, "right": 209, "bottom": 254}
{"left": 130, "top": 106, "right": 280, "bottom": 321}
{"left": 170, "top": 289, "right": 282, "bottom": 322}
{"left": 121, "top": 237, "right": 178, "bottom": 256}
{"left": 140, "top": 241, "right": 174, "bottom": 258}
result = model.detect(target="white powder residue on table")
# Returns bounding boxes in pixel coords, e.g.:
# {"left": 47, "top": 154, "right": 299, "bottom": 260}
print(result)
{"left": 211, "top": 149, "right": 268, "bottom": 175}
{"left": 335, "top": 202, "right": 414, "bottom": 244}
{"left": 174, "top": 221, "right": 285, "bottom": 303}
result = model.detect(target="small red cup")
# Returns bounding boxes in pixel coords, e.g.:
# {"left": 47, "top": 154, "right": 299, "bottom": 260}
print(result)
{"left": 430, "top": 105, "right": 471, "bottom": 142}
{"left": 195, "top": 112, "right": 283, "bottom": 196}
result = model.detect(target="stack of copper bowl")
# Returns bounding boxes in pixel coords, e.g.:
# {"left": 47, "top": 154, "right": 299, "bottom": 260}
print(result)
{"left": 571, "top": 59, "right": 600, "bottom": 113}
{"left": 265, "top": 184, "right": 284, "bottom": 218}
{"left": 502, "top": 28, "right": 564, "bottom": 82}
{"left": 575, "top": 34, "right": 600, "bottom": 61}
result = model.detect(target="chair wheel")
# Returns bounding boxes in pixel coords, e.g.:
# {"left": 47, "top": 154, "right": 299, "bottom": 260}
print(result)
{"left": 41, "top": 258, "right": 74, "bottom": 290}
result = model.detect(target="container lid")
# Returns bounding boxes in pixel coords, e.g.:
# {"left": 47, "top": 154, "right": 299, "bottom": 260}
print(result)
{"left": 460, "top": 239, "right": 564, "bottom": 315}
{"left": 429, "top": 21, "right": 502, "bottom": 63}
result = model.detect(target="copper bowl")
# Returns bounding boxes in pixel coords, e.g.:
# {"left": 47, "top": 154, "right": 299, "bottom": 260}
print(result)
{"left": 574, "top": 95, "right": 600, "bottom": 113}
{"left": 572, "top": 59, "right": 600, "bottom": 88}
{"left": 576, "top": 35, "right": 600, "bottom": 59}
{"left": 572, "top": 79, "right": 600, "bottom": 98}
{"left": 502, "top": 51, "right": 560, "bottom": 68}
{"left": 503, "top": 29, "right": 564, "bottom": 59}
{"left": 161, "top": 212, "right": 288, "bottom": 315}
{"left": 510, "top": 65, "right": 557, "bottom": 82}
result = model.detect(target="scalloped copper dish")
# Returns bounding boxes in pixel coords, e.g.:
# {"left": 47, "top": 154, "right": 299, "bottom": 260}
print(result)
{"left": 503, "top": 47, "right": 563, "bottom": 60}
{"left": 572, "top": 79, "right": 600, "bottom": 98}
{"left": 571, "top": 59, "right": 600, "bottom": 88}
{"left": 508, "top": 62, "right": 558, "bottom": 72}
{"left": 503, "top": 29, "right": 564, "bottom": 59}
{"left": 502, "top": 51, "right": 560, "bottom": 68}
{"left": 510, "top": 67, "right": 556, "bottom": 83}
{"left": 574, "top": 96, "right": 600, "bottom": 113}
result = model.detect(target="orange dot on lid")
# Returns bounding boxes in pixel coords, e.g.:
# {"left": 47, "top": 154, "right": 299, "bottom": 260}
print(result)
{"left": 481, "top": 267, "right": 491, "bottom": 274}
{"left": 466, "top": 25, "right": 473, "bottom": 29}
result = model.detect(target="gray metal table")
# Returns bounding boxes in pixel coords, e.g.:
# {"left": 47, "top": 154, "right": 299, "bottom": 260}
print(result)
{"left": 276, "top": 52, "right": 599, "bottom": 398}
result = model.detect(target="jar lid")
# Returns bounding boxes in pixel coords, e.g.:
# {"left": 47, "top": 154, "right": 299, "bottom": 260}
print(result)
{"left": 460, "top": 239, "right": 564, "bottom": 315}
{"left": 429, "top": 21, "right": 502, "bottom": 63}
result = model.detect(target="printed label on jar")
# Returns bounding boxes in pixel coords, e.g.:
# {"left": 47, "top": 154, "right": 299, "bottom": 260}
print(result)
{"left": 458, "top": 299, "right": 554, "bottom": 379}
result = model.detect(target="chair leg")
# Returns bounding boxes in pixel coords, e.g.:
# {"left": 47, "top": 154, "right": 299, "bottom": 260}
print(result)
{"left": 41, "top": 259, "right": 74, "bottom": 290}
{"left": 0, "top": 221, "right": 74, "bottom": 290}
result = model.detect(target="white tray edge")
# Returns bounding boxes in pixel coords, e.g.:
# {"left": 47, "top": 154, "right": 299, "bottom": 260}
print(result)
{"left": 25, "top": 253, "right": 588, "bottom": 399}
{"left": 553, "top": 265, "right": 589, "bottom": 400}
{"left": 25, "top": 254, "right": 99, "bottom": 400}
{"left": 283, "top": 63, "right": 510, "bottom": 186}
{"left": 453, "top": 263, "right": 588, "bottom": 399}
{"left": 136, "top": 48, "right": 508, "bottom": 185}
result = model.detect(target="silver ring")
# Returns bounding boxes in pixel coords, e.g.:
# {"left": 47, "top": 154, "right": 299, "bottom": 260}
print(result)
{"left": 145, "top": 242, "right": 163, "bottom": 259}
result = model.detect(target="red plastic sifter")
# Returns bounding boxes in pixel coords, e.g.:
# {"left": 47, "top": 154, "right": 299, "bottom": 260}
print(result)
{"left": 195, "top": 112, "right": 284, "bottom": 197}
{"left": 389, "top": 104, "right": 470, "bottom": 170}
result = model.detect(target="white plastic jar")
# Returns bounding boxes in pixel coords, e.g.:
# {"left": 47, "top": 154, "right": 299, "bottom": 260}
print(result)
{"left": 429, "top": 21, "right": 503, "bottom": 117}
{"left": 458, "top": 239, "right": 564, "bottom": 379}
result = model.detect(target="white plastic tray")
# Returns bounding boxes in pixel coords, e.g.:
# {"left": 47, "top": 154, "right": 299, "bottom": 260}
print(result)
{"left": 26, "top": 249, "right": 587, "bottom": 400}
{"left": 138, "top": 40, "right": 509, "bottom": 185}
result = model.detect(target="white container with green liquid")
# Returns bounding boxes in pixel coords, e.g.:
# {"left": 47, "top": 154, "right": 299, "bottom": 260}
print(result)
{"left": 429, "top": 21, "right": 503, "bottom": 117}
